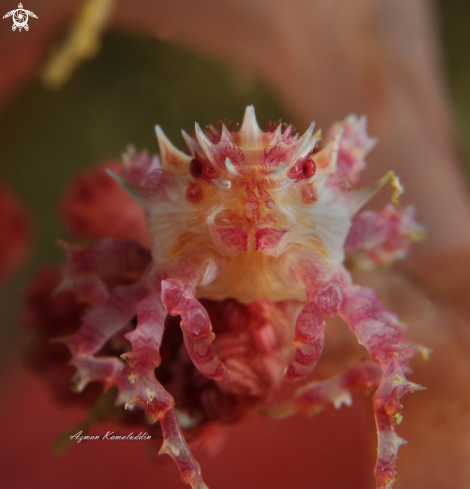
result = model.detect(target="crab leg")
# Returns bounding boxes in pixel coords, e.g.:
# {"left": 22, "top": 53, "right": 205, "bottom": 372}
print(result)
{"left": 285, "top": 262, "right": 342, "bottom": 382}
{"left": 160, "top": 408, "right": 208, "bottom": 489}
{"left": 161, "top": 256, "right": 230, "bottom": 382}
{"left": 122, "top": 290, "right": 174, "bottom": 420}
{"left": 123, "top": 284, "right": 209, "bottom": 489}
{"left": 264, "top": 361, "right": 381, "bottom": 419}
{"left": 294, "top": 361, "right": 382, "bottom": 414}
{"left": 337, "top": 270, "right": 424, "bottom": 489}
{"left": 61, "top": 282, "right": 149, "bottom": 401}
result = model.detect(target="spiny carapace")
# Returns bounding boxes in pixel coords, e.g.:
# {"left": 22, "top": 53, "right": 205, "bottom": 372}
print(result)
{"left": 111, "top": 106, "right": 409, "bottom": 304}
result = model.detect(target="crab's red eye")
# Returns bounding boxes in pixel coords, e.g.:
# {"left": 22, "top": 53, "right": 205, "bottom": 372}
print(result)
{"left": 302, "top": 159, "right": 316, "bottom": 179}
{"left": 190, "top": 158, "right": 203, "bottom": 178}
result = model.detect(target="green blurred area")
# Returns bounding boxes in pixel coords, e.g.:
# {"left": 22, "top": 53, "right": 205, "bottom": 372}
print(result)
{"left": 0, "top": 33, "right": 287, "bottom": 356}
{"left": 437, "top": 0, "right": 470, "bottom": 167}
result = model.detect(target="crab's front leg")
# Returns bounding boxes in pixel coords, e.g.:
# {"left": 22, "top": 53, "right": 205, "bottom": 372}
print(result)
{"left": 284, "top": 261, "right": 342, "bottom": 382}
{"left": 337, "top": 269, "right": 424, "bottom": 489}
{"left": 122, "top": 289, "right": 174, "bottom": 418}
{"left": 123, "top": 283, "right": 208, "bottom": 489}
{"left": 161, "top": 254, "right": 230, "bottom": 382}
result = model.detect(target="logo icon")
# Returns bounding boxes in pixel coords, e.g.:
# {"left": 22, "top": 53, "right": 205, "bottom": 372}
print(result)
{"left": 3, "top": 3, "right": 37, "bottom": 32}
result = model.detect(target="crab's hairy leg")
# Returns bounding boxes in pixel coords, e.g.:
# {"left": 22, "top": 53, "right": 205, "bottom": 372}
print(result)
{"left": 284, "top": 310, "right": 326, "bottom": 382}
{"left": 337, "top": 271, "right": 424, "bottom": 489}
{"left": 264, "top": 361, "right": 381, "bottom": 419}
{"left": 160, "top": 408, "right": 209, "bottom": 489}
{"left": 122, "top": 290, "right": 207, "bottom": 488}
{"left": 161, "top": 256, "right": 229, "bottom": 381}
{"left": 294, "top": 361, "right": 382, "bottom": 414}
{"left": 60, "top": 282, "right": 149, "bottom": 399}
{"left": 285, "top": 262, "right": 342, "bottom": 382}
{"left": 121, "top": 290, "right": 175, "bottom": 421}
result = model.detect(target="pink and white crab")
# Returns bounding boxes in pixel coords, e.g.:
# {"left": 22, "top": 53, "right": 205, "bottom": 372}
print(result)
{"left": 57, "top": 106, "right": 426, "bottom": 489}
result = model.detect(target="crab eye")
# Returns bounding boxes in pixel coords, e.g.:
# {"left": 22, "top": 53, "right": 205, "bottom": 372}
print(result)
{"left": 302, "top": 159, "right": 316, "bottom": 179}
{"left": 189, "top": 158, "right": 203, "bottom": 178}
{"left": 189, "top": 155, "right": 220, "bottom": 182}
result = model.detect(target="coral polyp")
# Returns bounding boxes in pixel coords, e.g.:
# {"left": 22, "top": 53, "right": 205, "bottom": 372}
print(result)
{"left": 52, "top": 106, "right": 425, "bottom": 489}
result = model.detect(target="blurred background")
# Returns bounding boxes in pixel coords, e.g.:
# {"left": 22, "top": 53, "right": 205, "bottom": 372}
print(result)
{"left": 0, "top": 0, "right": 469, "bottom": 488}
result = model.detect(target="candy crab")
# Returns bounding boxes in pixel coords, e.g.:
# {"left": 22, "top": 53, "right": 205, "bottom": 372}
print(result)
{"left": 57, "top": 106, "right": 425, "bottom": 489}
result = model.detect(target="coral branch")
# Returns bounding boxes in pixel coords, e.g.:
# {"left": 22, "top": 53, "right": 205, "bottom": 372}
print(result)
{"left": 337, "top": 270, "right": 424, "bottom": 489}
{"left": 0, "top": 181, "right": 32, "bottom": 282}
{"left": 58, "top": 238, "right": 151, "bottom": 302}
